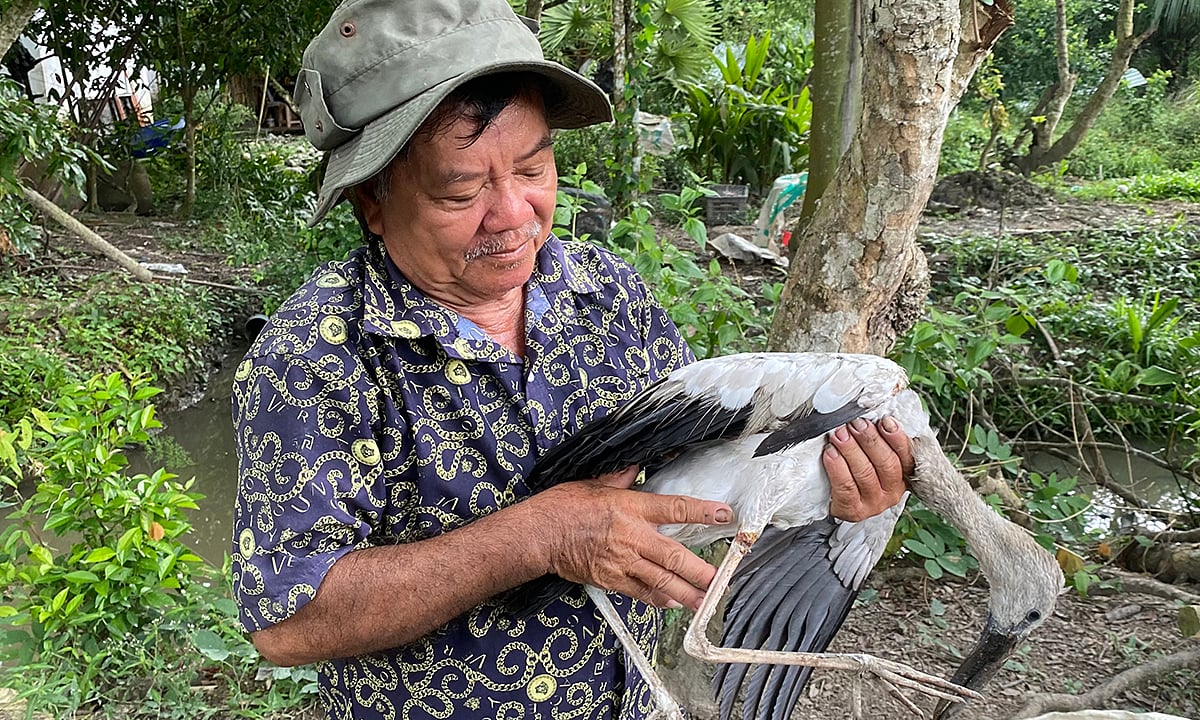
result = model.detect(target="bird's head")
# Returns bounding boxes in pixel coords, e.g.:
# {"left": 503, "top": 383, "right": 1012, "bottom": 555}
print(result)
{"left": 932, "top": 532, "right": 1063, "bottom": 720}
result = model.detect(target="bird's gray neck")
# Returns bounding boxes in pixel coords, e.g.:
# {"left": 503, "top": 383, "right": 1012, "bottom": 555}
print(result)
{"left": 908, "top": 437, "right": 1023, "bottom": 583}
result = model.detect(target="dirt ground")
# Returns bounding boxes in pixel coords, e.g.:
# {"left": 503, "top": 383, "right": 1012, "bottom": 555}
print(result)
{"left": 22, "top": 192, "right": 1200, "bottom": 720}
{"left": 659, "top": 572, "right": 1198, "bottom": 720}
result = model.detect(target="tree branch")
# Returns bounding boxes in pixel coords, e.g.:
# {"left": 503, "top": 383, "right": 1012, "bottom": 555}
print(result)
{"left": 1011, "top": 646, "right": 1200, "bottom": 719}
{"left": 1094, "top": 567, "right": 1200, "bottom": 604}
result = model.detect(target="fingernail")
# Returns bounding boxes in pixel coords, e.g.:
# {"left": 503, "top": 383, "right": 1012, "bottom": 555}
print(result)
{"left": 881, "top": 416, "right": 898, "bottom": 433}
{"left": 666, "top": 599, "right": 683, "bottom": 609}
{"left": 834, "top": 427, "right": 850, "bottom": 442}
{"left": 825, "top": 443, "right": 839, "bottom": 459}
{"left": 851, "top": 418, "right": 868, "bottom": 432}
{"left": 715, "top": 507, "right": 732, "bottom": 524}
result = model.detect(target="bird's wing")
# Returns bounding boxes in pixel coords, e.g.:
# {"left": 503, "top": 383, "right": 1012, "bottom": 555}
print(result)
{"left": 526, "top": 352, "right": 901, "bottom": 493}
{"left": 714, "top": 504, "right": 905, "bottom": 720}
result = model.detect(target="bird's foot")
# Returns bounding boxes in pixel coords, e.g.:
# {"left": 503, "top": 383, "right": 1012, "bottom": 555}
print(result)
{"left": 848, "top": 654, "right": 981, "bottom": 717}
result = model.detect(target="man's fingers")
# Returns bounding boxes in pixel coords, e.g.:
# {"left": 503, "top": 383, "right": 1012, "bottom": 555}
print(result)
{"left": 823, "top": 440, "right": 867, "bottom": 521}
{"left": 642, "top": 538, "right": 717, "bottom": 592}
{"left": 848, "top": 418, "right": 905, "bottom": 498}
{"left": 878, "top": 416, "right": 915, "bottom": 477}
{"left": 628, "top": 557, "right": 708, "bottom": 610}
{"left": 640, "top": 493, "right": 733, "bottom": 527}
{"left": 828, "top": 422, "right": 883, "bottom": 502}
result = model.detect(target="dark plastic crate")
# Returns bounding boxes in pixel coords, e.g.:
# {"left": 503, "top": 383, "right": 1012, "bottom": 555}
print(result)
{"left": 704, "top": 184, "right": 749, "bottom": 224}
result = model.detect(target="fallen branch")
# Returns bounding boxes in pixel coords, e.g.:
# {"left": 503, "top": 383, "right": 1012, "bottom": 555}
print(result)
{"left": 151, "top": 275, "right": 269, "bottom": 294}
{"left": 1010, "top": 646, "right": 1200, "bottom": 719}
{"left": 268, "top": 75, "right": 299, "bottom": 116}
{"left": 1091, "top": 567, "right": 1200, "bottom": 604}
{"left": 21, "top": 186, "right": 153, "bottom": 282}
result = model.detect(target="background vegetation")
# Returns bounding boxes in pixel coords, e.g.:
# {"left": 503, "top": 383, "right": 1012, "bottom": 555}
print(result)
{"left": 0, "top": 0, "right": 1197, "bottom": 716}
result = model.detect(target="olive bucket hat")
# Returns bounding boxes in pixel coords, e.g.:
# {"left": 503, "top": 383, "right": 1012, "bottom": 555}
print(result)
{"left": 295, "top": 0, "right": 613, "bottom": 226}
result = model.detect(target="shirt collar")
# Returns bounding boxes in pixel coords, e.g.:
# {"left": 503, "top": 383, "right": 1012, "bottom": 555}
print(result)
{"left": 359, "top": 234, "right": 601, "bottom": 360}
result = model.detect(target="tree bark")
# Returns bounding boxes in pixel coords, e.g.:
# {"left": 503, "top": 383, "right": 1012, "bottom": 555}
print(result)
{"left": 523, "top": 0, "right": 544, "bottom": 22}
{"left": 1015, "top": 0, "right": 1157, "bottom": 174}
{"left": 0, "top": 0, "right": 40, "bottom": 59}
{"left": 769, "top": 0, "right": 1013, "bottom": 354}
{"left": 797, "top": 0, "right": 862, "bottom": 233}
{"left": 1115, "top": 540, "right": 1200, "bottom": 584}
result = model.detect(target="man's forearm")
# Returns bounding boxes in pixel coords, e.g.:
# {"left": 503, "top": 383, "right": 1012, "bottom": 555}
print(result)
{"left": 249, "top": 473, "right": 733, "bottom": 666}
{"left": 250, "top": 498, "right": 550, "bottom": 666}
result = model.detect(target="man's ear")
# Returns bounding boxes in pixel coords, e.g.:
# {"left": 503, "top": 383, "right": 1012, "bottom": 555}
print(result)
{"left": 351, "top": 185, "right": 385, "bottom": 237}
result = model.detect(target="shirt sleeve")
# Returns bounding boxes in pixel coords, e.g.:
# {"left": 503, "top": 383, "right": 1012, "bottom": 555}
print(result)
{"left": 230, "top": 352, "right": 389, "bottom": 632}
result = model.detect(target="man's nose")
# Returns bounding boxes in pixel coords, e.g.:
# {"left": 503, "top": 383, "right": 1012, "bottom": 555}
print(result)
{"left": 482, "top": 178, "right": 536, "bottom": 234}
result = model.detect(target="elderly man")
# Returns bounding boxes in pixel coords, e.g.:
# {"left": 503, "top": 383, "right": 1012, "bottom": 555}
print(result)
{"left": 230, "top": 1, "right": 912, "bottom": 718}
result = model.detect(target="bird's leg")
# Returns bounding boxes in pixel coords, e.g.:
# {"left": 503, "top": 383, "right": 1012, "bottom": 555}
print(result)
{"left": 585, "top": 585, "right": 685, "bottom": 720}
{"left": 681, "top": 532, "right": 983, "bottom": 713}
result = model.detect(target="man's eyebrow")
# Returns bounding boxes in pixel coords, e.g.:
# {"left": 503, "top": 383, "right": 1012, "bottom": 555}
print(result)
{"left": 437, "top": 134, "right": 554, "bottom": 187}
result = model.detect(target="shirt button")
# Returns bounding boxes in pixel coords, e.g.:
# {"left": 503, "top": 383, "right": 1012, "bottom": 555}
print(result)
{"left": 527, "top": 673, "right": 557, "bottom": 702}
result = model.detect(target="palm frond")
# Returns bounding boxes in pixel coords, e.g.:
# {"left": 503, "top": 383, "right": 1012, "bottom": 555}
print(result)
{"left": 1153, "top": 0, "right": 1200, "bottom": 30}
{"left": 539, "top": 0, "right": 608, "bottom": 54}
{"left": 653, "top": 0, "right": 719, "bottom": 49}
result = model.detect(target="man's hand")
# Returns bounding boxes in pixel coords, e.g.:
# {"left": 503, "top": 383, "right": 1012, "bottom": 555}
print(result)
{"left": 533, "top": 466, "right": 732, "bottom": 612}
{"left": 823, "top": 416, "right": 912, "bottom": 522}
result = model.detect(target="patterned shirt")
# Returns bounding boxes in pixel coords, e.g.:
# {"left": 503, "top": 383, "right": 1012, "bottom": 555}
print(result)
{"left": 231, "top": 236, "right": 693, "bottom": 720}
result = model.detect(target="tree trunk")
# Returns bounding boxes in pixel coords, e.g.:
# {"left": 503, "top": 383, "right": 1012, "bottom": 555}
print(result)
{"left": 0, "top": 0, "right": 40, "bottom": 59}
{"left": 523, "top": 0, "right": 544, "bottom": 22}
{"left": 1015, "top": 0, "right": 1157, "bottom": 174}
{"left": 797, "top": 0, "right": 862, "bottom": 233}
{"left": 769, "top": 0, "right": 1013, "bottom": 355}
{"left": 611, "top": 0, "right": 626, "bottom": 117}
{"left": 181, "top": 83, "right": 197, "bottom": 218}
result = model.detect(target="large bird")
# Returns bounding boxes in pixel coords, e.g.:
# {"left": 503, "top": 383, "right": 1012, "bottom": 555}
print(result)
{"left": 515, "top": 352, "right": 1063, "bottom": 720}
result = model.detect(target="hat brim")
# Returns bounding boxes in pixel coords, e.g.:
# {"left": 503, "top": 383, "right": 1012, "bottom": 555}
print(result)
{"left": 308, "top": 61, "right": 611, "bottom": 227}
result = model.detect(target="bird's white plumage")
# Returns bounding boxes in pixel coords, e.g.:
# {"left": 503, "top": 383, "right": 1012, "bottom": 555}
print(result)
{"left": 527, "top": 351, "right": 1062, "bottom": 720}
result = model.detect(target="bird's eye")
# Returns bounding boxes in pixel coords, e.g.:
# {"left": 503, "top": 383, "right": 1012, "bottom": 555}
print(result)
{"left": 1026, "top": 610, "right": 1042, "bottom": 623}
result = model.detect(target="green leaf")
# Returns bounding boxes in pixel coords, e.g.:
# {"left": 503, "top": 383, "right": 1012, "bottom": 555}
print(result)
{"left": 924, "top": 558, "right": 944, "bottom": 579}
{"left": 684, "top": 217, "right": 707, "bottom": 249}
{"left": 51, "top": 588, "right": 69, "bottom": 613}
{"left": 902, "top": 538, "right": 936, "bottom": 559}
{"left": 193, "top": 628, "right": 231, "bottom": 661}
{"left": 1136, "top": 365, "right": 1182, "bottom": 387}
{"left": 84, "top": 548, "right": 117, "bottom": 563}
{"left": 64, "top": 570, "right": 100, "bottom": 583}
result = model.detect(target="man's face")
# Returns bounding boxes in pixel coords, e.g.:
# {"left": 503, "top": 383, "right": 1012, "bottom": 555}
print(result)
{"left": 359, "top": 93, "right": 558, "bottom": 308}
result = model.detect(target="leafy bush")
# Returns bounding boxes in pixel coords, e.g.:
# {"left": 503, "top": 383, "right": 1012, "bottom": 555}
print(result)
{"left": 142, "top": 98, "right": 362, "bottom": 303}
{"left": 0, "top": 272, "right": 227, "bottom": 424}
{"left": 0, "top": 374, "right": 208, "bottom": 715}
{"left": 1063, "top": 77, "right": 1200, "bottom": 179}
{"left": 608, "top": 202, "right": 770, "bottom": 358}
{"left": 676, "top": 33, "right": 812, "bottom": 193}
{"left": 0, "top": 374, "right": 318, "bottom": 717}
{"left": 0, "top": 78, "right": 98, "bottom": 256}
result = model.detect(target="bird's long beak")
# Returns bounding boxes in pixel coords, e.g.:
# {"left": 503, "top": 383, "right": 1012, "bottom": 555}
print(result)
{"left": 932, "top": 614, "right": 1020, "bottom": 720}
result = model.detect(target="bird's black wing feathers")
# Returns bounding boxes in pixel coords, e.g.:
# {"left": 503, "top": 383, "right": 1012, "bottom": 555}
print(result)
{"left": 714, "top": 519, "right": 859, "bottom": 720}
{"left": 525, "top": 390, "right": 754, "bottom": 494}
{"left": 753, "top": 400, "right": 866, "bottom": 457}
{"left": 507, "top": 389, "right": 754, "bottom": 618}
